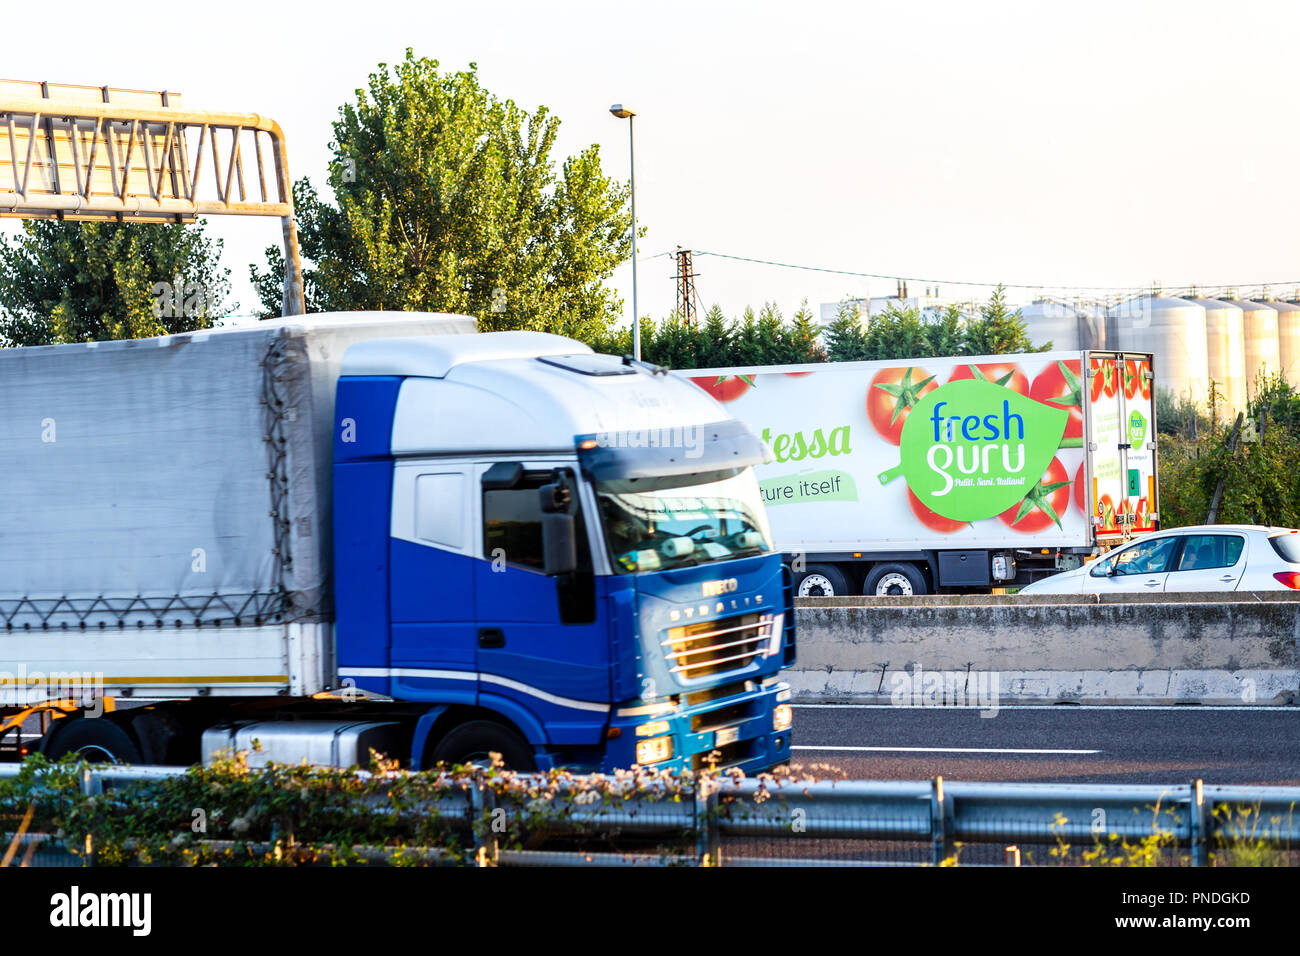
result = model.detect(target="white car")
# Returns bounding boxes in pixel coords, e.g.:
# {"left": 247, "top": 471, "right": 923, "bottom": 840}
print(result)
{"left": 1019, "top": 524, "right": 1300, "bottom": 595}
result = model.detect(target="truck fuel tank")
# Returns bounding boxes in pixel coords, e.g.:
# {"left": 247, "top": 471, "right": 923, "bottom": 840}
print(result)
{"left": 201, "top": 720, "right": 404, "bottom": 769}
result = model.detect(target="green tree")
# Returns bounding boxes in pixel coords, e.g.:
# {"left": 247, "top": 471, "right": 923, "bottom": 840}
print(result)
{"left": 786, "top": 299, "right": 826, "bottom": 364}
{"left": 730, "top": 306, "right": 768, "bottom": 365}
{"left": 963, "top": 284, "right": 1038, "bottom": 356}
{"left": 755, "top": 302, "right": 786, "bottom": 362}
{"left": 925, "top": 304, "right": 967, "bottom": 358}
{"left": 252, "top": 50, "right": 633, "bottom": 341}
{"left": 696, "top": 304, "right": 734, "bottom": 367}
{"left": 823, "top": 300, "right": 869, "bottom": 362}
{"left": 0, "top": 221, "right": 230, "bottom": 346}
{"left": 864, "top": 303, "right": 929, "bottom": 360}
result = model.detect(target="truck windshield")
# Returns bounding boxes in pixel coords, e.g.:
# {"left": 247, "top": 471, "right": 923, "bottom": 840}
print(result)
{"left": 595, "top": 468, "right": 774, "bottom": 573}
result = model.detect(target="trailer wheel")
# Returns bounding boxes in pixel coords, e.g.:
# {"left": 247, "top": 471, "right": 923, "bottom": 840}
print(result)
{"left": 865, "top": 562, "right": 928, "bottom": 597}
{"left": 429, "top": 720, "right": 537, "bottom": 771}
{"left": 794, "top": 564, "right": 849, "bottom": 597}
{"left": 43, "top": 718, "right": 142, "bottom": 765}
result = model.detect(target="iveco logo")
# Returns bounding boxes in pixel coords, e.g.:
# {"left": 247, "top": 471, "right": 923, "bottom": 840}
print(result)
{"left": 703, "top": 578, "right": 739, "bottom": 597}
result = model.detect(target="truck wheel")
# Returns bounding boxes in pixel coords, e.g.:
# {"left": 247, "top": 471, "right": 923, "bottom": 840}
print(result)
{"left": 43, "top": 719, "right": 142, "bottom": 764}
{"left": 794, "top": 564, "right": 849, "bottom": 597}
{"left": 865, "top": 562, "right": 928, "bottom": 597}
{"left": 429, "top": 721, "right": 537, "bottom": 771}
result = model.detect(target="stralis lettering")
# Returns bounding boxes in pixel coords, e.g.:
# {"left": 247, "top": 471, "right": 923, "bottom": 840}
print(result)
{"left": 49, "top": 885, "right": 151, "bottom": 936}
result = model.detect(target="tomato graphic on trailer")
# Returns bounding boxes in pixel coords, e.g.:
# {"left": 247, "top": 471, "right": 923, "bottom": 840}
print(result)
{"left": 908, "top": 488, "right": 967, "bottom": 534}
{"left": 1132, "top": 497, "right": 1153, "bottom": 531}
{"left": 866, "top": 366, "right": 937, "bottom": 446}
{"left": 999, "top": 457, "right": 1072, "bottom": 532}
{"left": 1122, "top": 360, "right": 1148, "bottom": 400}
{"left": 1029, "top": 359, "right": 1084, "bottom": 440}
{"left": 1090, "top": 357, "right": 1118, "bottom": 401}
{"left": 689, "top": 374, "right": 755, "bottom": 403}
{"left": 947, "top": 362, "right": 1029, "bottom": 396}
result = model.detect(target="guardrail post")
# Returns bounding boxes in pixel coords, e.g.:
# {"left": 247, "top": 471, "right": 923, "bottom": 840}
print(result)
{"left": 1189, "top": 779, "right": 1208, "bottom": 867}
{"left": 80, "top": 767, "right": 101, "bottom": 867}
{"left": 471, "top": 772, "right": 498, "bottom": 868}
{"left": 695, "top": 778, "right": 720, "bottom": 867}
{"left": 1004, "top": 845, "right": 1021, "bottom": 867}
{"left": 930, "top": 776, "right": 954, "bottom": 865}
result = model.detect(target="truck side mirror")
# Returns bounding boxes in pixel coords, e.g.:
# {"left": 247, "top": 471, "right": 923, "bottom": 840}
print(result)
{"left": 540, "top": 471, "right": 578, "bottom": 575}
{"left": 539, "top": 480, "right": 572, "bottom": 514}
{"left": 542, "top": 512, "right": 578, "bottom": 575}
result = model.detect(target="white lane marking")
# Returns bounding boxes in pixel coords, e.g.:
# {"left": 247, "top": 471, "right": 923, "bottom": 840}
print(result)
{"left": 793, "top": 745, "right": 1101, "bottom": 754}
{"left": 793, "top": 704, "right": 1300, "bottom": 712}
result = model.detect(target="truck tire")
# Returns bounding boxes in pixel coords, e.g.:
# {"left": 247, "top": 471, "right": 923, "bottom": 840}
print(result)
{"left": 865, "top": 562, "right": 928, "bottom": 597}
{"left": 794, "top": 564, "right": 849, "bottom": 597}
{"left": 43, "top": 718, "right": 142, "bottom": 764}
{"left": 429, "top": 720, "right": 537, "bottom": 771}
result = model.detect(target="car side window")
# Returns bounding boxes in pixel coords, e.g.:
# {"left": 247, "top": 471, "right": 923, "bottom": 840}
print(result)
{"left": 1110, "top": 536, "right": 1178, "bottom": 576}
{"left": 1175, "top": 534, "right": 1245, "bottom": 571}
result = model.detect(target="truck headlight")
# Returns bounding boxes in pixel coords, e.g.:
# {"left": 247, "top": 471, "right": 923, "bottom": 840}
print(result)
{"left": 636, "top": 736, "right": 675, "bottom": 765}
{"left": 773, "top": 704, "right": 793, "bottom": 732}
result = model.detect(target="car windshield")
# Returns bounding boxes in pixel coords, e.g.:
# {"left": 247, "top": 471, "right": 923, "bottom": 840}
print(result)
{"left": 595, "top": 468, "right": 774, "bottom": 573}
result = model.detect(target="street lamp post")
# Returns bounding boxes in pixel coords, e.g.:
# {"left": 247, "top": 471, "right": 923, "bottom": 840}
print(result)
{"left": 609, "top": 104, "right": 639, "bottom": 362}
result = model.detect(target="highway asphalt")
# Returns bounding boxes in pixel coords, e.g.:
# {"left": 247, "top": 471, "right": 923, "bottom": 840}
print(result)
{"left": 789, "top": 703, "right": 1300, "bottom": 786}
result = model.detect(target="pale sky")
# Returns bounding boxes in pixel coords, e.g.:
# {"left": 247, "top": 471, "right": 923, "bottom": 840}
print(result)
{"left": 5, "top": 0, "right": 1300, "bottom": 323}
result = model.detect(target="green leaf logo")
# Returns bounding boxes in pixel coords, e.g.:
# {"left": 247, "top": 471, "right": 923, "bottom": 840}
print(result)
{"left": 898, "top": 379, "right": 1069, "bottom": 521}
{"left": 1128, "top": 409, "right": 1147, "bottom": 448}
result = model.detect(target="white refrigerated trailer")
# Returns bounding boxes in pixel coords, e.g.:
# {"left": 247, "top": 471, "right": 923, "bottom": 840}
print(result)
{"left": 680, "top": 350, "right": 1159, "bottom": 595}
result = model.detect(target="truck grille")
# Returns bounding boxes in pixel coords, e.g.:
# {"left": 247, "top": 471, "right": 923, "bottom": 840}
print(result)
{"left": 662, "top": 612, "right": 773, "bottom": 679}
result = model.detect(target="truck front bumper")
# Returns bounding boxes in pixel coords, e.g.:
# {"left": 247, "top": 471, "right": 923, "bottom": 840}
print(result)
{"left": 602, "top": 679, "right": 793, "bottom": 775}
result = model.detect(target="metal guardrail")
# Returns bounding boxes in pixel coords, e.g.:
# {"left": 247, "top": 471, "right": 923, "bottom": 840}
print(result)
{"left": 1, "top": 764, "right": 1297, "bottom": 866}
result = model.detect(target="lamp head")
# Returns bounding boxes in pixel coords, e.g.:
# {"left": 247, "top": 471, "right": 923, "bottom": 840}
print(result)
{"left": 609, "top": 104, "right": 636, "bottom": 119}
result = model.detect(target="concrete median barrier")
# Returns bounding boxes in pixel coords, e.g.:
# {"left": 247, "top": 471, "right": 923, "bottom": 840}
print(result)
{"left": 790, "top": 592, "right": 1300, "bottom": 705}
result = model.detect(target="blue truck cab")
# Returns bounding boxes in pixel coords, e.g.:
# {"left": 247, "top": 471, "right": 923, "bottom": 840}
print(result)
{"left": 331, "top": 331, "right": 795, "bottom": 774}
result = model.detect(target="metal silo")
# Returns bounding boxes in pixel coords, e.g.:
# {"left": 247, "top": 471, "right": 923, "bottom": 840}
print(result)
{"left": 1185, "top": 297, "right": 1247, "bottom": 414}
{"left": 1079, "top": 302, "right": 1107, "bottom": 350}
{"left": 1106, "top": 295, "right": 1210, "bottom": 406}
{"left": 1228, "top": 300, "right": 1280, "bottom": 400}
{"left": 1019, "top": 300, "right": 1087, "bottom": 351}
{"left": 1256, "top": 299, "right": 1300, "bottom": 387}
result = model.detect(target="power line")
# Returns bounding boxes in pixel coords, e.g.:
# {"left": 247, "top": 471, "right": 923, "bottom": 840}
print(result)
{"left": 689, "top": 249, "right": 1300, "bottom": 299}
